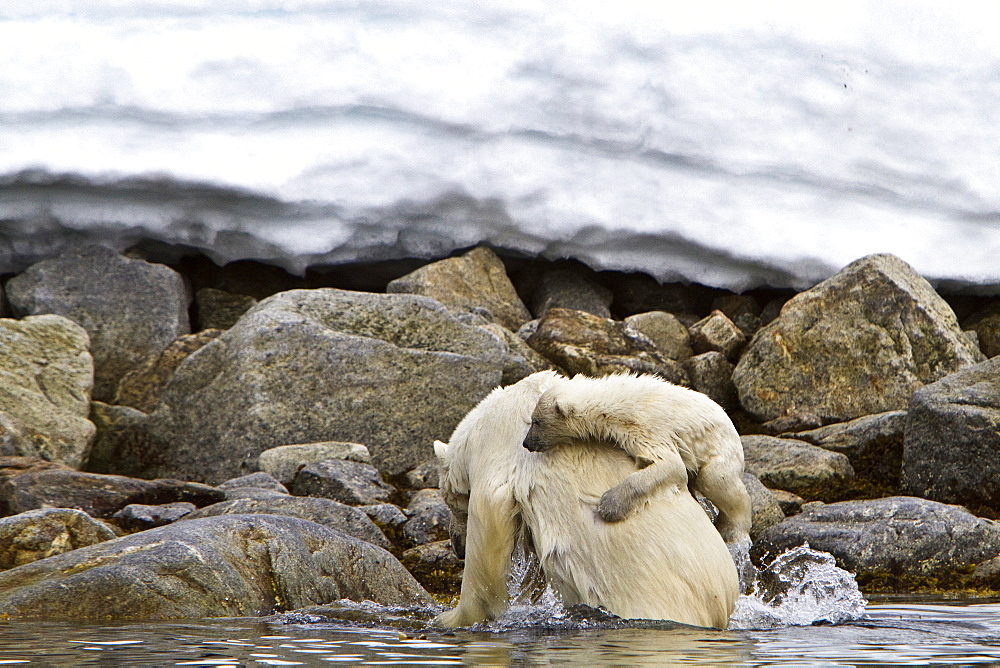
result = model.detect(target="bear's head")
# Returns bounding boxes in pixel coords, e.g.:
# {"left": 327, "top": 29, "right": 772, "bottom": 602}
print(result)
{"left": 523, "top": 391, "right": 575, "bottom": 452}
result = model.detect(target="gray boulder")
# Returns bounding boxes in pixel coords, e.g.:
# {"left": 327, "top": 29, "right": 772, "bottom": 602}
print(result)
{"left": 108, "top": 289, "right": 505, "bottom": 482}
{"left": 401, "top": 488, "right": 452, "bottom": 547}
{"left": 184, "top": 496, "right": 391, "bottom": 549}
{"left": 683, "top": 352, "right": 738, "bottom": 411}
{"left": 386, "top": 246, "right": 531, "bottom": 331}
{"left": 217, "top": 472, "right": 290, "bottom": 500}
{"left": 792, "top": 411, "right": 906, "bottom": 488}
{"left": 742, "top": 472, "right": 785, "bottom": 539}
{"left": 0, "top": 315, "right": 95, "bottom": 468}
{"left": 257, "top": 442, "right": 371, "bottom": 488}
{"left": 624, "top": 311, "right": 693, "bottom": 361}
{"left": 480, "top": 322, "right": 557, "bottom": 385}
{"left": 689, "top": 310, "right": 746, "bottom": 360}
{"left": 902, "top": 357, "right": 1000, "bottom": 508}
{"left": 6, "top": 245, "right": 190, "bottom": 401}
{"left": 0, "top": 469, "right": 224, "bottom": 518}
{"left": 195, "top": 288, "right": 257, "bottom": 330}
{"left": 742, "top": 435, "right": 854, "bottom": 494}
{"left": 113, "top": 329, "right": 223, "bottom": 412}
{"left": 0, "top": 508, "right": 117, "bottom": 570}
{"left": 530, "top": 268, "right": 613, "bottom": 319}
{"left": 0, "top": 514, "right": 432, "bottom": 620}
{"left": 291, "top": 459, "right": 396, "bottom": 506}
{"left": 753, "top": 496, "right": 1000, "bottom": 582}
{"left": 734, "top": 254, "right": 984, "bottom": 423}
{"left": 112, "top": 502, "right": 195, "bottom": 531}
{"left": 526, "top": 307, "right": 688, "bottom": 383}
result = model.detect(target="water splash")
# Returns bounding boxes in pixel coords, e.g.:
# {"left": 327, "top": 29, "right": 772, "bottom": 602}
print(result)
{"left": 729, "top": 543, "right": 868, "bottom": 630}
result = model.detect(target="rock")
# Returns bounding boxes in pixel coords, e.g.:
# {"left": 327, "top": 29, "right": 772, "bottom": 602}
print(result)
{"left": 0, "top": 456, "right": 72, "bottom": 478}
{"left": 5, "top": 245, "right": 191, "bottom": 402}
{"left": 195, "top": 288, "right": 257, "bottom": 330}
{"left": 769, "top": 489, "right": 805, "bottom": 516}
{"left": 257, "top": 442, "right": 371, "bottom": 488}
{"left": 0, "top": 315, "right": 95, "bottom": 469}
{"left": 112, "top": 502, "right": 196, "bottom": 531}
{"left": 682, "top": 352, "right": 738, "bottom": 411}
{"left": 526, "top": 307, "right": 688, "bottom": 384}
{"left": 733, "top": 254, "right": 984, "bottom": 424}
{"left": 0, "top": 469, "right": 224, "bottom": 519}
{"left": 607, "top": 274, "right": 707, "bottom": 318}
{"left": 360, "top": 503, "right": 409, "bottom": 532}
{"left": 711, "top": 294, "right": 761, "bottom": 322}
{"left": 624, "top": 311, "right": 693, "bottom": 361}
{"left": 84, "top": 402, "right": 148, "bottom": 474}
{"left": 404, "top": 460, "right": 440, "bottom": 490}
{"left": 401, "top": 540, "right": 462, "bottom": 593}
{"left": 792, "top": 411, "right": 906, "bottom": 488}
{"left": 105, "top": 289, "right": 505, "bottom": 482}
{"left": 742, "top": 473, "right": 784, "bottom": 540}
{"left": 689, "top": 310, "right": 746, "bottom": 360}
{"left": 401, "top": 489, "right": 451, "bottom": 547}
{"left": 480, "top": 322, "right": 557, "bottom": 385}
{"left": 291, "top": 459, "right": 396, "bottom": 506}
{"left": 217, "top": 472, "right": 290, "bottom": 500}
{"left": 184, "top": 496, "right": 390, "bottom": 549}
{"left": 386, "top": 247, "right": 531, "bottom": 331}
{"left": 752, "top": 497, "right": 1000, "bottom": 583}
{"left": 0, "top": 508, "right": 117, "bottom": 570}
{"left": 964, "top": 302, "right": 1000, "bottom": 358}
{"left": 112, "top": 329, "right": 223, "bottom": 412}
{"left": 530, "top": 268, "right": 613, "bottom": 319}
{"left": 741, "top": 435, "right": 854, "bottom": 495}
{"left": 0, "top": 514, "right": 432, "bottom": 621}
{"left": 902, "top": 357, "right": 1000, "bottom": 509}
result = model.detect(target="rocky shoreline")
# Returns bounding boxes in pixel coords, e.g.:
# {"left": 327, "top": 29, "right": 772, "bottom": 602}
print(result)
{"left": 2, "top": 244, "right": 1000, "bottom": 622}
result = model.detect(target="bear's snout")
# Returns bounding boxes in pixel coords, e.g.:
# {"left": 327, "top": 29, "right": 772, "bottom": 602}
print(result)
{"left": 523, "top": 424, "right": 551, "bottom": 452}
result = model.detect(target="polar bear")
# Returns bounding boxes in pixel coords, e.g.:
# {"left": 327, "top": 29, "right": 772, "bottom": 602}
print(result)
{"left": 523, "top": 372, "right": 751, "bottom": 546}
{"left": 434, "top": 370, "right": 739, "bottom": 629}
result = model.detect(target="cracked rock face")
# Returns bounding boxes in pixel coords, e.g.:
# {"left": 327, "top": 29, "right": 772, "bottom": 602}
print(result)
{"left": 733, "top": 254, "right": 984, "bottom": 424}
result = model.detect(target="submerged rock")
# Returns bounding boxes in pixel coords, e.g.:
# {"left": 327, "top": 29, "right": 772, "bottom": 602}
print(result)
{"left": 0, "top": 315, "right": 95, "bottom": 469}
{"left": 0, "top": 508, "right": 117, "bottom": 570}
{"left": 734, "top": 254, "right": 984, "bottom": 423}
{"left": 5, "top": 245, "right": 190, "bottom": 402}
{"left": 0, "top": 514, "right": 432, "bottom": 621}
{"left": 753, "top": 496, "right": 1000, "bottom": 584}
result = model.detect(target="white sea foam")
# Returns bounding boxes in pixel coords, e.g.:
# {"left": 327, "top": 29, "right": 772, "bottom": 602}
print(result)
{"left": 2, "top": 2, "right": 998, "bottom": 290}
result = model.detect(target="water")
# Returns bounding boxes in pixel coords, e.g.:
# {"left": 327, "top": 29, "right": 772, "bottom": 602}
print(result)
{"left": 3, "top": 546, "right": 999, "bottom": 665}
{"left": 3, "top": 600, "right": 1000, "bottom": 665}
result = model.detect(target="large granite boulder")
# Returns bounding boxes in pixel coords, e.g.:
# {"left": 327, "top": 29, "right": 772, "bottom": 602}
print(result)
{"left": 386, "top": 246, "right": 531, "bottom": 331}
{"left": 793, "top": 411, "right": 906, "bottom": 488}
{"left": 902, "top": 357, "right": 1000, "bottom": 508}
{"left": 0, "top": 469, "right": 224, "bottom": 518}
{"left": 733, "top": 254, "right": 984, "bottom": 424}
{"left": 0, "top": 315, "right": 95, "bottom": 468}
{"left": 113, "top": 329, "right": 223, "bottom": 412}
{"left": 526, "top": 307, "right": 688, "bottom": 383}
{"left": 0, "top": 508, "right": 117, "bottom": 570}
{"left": 753, "top": 497, "right": 1000, "bottom": 584}
{"left": 107, "top": 289, "right": 505, "bottom": 483}
{"left": 5, "top": 245, "right": 191, "bottom": 402}
{"left": 0, "top": 514, "right": 432, "bottom": 621}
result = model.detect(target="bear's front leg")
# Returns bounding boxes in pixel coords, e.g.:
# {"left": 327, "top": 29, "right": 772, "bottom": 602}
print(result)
{"left": 597, "top": 456, "right": 688, "bottom": 523}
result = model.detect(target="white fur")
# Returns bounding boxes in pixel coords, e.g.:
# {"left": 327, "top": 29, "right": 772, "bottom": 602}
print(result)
{"left": 435, "top": 370, "right": 739, "bottom": 629}
{"left": 524, "top": 372, "right": 752, "bottom": 545}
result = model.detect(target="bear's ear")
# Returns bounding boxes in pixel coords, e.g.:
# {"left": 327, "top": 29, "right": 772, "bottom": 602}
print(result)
{"left": 433, "top": 439, "right": 451, "bottom": 460}
{"left": 553, "top": 399, "right": 569, "bottom": 418}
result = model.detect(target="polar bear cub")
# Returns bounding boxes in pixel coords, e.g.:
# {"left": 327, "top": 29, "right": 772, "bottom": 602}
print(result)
{"left": 523, "top": 372, "right": 752, "bottom": 546}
